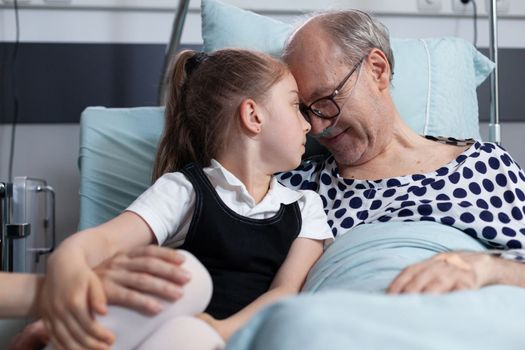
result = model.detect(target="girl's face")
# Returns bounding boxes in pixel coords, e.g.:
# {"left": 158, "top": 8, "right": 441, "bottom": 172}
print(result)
{"left": 259, "top": 72, "right": 311, "bottom": 173}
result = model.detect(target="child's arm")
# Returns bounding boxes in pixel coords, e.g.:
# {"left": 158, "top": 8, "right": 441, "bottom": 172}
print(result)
{"left": 201, "top": 237, "right": 324, "bottom": 341}
{"left": 40, "top": 211, "right": 180, "bottom": 350}
{"left": 0, "top": 273, "right": 44, "bottom": 318}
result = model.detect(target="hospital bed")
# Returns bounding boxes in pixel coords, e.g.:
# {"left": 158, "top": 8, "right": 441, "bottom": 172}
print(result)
{"left": 72, "top": 0, "right": 525, "bottom": 349}
{"left": 79, "top": 0, "right": 495, "bottom": 230}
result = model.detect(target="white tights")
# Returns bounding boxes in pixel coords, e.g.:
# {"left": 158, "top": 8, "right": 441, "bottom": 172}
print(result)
{"left": 100, "top": 250, "right": 225, "bottom": 350}
{"left": 47, "top": 250, "right": 225, "bottom": 350}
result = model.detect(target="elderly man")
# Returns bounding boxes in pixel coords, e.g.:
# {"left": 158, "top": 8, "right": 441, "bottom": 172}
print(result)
{"left": 223, "top": 9, "right": 525, "bottom": 350}
{"left": 277, "top": 10, "right": 525, "bottom": 294}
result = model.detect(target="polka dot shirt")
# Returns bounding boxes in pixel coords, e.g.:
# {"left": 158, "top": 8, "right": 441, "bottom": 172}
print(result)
{"left": 278, "top": 138, "right": 525, "bottom": 263}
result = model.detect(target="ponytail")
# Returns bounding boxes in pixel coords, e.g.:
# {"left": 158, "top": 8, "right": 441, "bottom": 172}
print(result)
{"left": 153, "top": 50, "right": 200, "bottom": 181}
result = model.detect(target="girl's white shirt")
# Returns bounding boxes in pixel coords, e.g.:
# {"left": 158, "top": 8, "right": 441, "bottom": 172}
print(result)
{"left": 127, "top": 159, "right": 334, "bottom": 248}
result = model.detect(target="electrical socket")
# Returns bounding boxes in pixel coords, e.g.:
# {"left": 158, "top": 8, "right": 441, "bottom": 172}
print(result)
{"left": 451, "top": 0, "right": 475, "bottom": 14}
{"left": 1, "top": 0, "right": 31, "bottom": 4}
{"left": 452, "top": 0, "right": 510, "bottom": 14}
{"left": 43, "top": 0, "right": 72, "bottom": 4}
{"left": 417, "top": 0, "right": 442, "bottom": 13}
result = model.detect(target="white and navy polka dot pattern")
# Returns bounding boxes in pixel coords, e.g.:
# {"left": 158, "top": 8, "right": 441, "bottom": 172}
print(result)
{"left": 279, "top": 138, "right": 525, "bottom": 263}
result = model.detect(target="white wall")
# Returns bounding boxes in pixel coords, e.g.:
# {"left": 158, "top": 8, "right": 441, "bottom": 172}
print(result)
{"left": 1, "top": 1, "right": 525, "bottom": 244}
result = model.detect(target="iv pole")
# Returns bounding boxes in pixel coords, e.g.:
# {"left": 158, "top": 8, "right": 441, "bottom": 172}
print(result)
{"left": 488, "top": 0, "right": 501, "bottom": 144}
{"left": 158, "top": 0, "right": 191, "bottom": 105}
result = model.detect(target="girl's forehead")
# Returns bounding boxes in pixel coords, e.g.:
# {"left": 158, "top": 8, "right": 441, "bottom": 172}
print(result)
{"left": 270, "top": 72, "right": 298, "bottom": 92}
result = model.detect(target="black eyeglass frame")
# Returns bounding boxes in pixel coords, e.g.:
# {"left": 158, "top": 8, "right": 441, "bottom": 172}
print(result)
{"left": 299, "top": 56, "right": 366, "bottom": 121}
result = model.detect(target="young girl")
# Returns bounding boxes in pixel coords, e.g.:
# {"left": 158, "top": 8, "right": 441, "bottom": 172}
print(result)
{"left": 40, "top": 49, "right": 333, "bottom": 350}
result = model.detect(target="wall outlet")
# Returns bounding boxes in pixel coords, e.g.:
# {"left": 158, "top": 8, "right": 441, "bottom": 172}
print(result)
{"left": 452, "top": 0, "right": 510, "bottom": 14}
{"left": 417, "top": 0, "right": 442, "bottom": 13}
{"left": 43, "top": 0, "right": 72, "bottom": 4}
{"left": 1, "top": 0, "right": 31, "bottom": 4}
{"left": 452, "top": 0, "right": 475, "bottom": 14}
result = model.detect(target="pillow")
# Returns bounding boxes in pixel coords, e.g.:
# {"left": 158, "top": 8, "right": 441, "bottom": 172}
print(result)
{"left": 78, "top": 107, "right": 164, "bottom": 230}
{"left": 201, "top": 0, "right": 494, "bottom": 140}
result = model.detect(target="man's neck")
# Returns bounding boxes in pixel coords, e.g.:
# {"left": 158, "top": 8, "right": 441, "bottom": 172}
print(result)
{"left": 337, "top": 116, "right": 432, "bottom": 180}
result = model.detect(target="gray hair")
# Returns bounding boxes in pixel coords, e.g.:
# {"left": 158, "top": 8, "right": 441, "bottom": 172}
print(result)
{"left": 283, "top": 10, "right": 395, "bottom": 80}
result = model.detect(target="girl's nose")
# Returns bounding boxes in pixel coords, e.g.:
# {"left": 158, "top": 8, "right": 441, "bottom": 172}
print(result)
{"left": 303, "top": 119, "right": 312, "bottom": 133}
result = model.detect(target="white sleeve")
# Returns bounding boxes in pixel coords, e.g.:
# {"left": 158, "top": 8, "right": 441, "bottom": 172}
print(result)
{"left": 126, "top": 172, "right": 195, "bottom": 246}
{"left": 296, "top": 190, "right": 334, "bottom": 243}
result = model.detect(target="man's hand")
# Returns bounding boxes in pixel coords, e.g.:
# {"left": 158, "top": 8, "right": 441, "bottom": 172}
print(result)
{"left": 95, "top": 245, "right": 191, "bottom": 315}
{"left": 387, "top": 251, "right": 497, "bottom": 294}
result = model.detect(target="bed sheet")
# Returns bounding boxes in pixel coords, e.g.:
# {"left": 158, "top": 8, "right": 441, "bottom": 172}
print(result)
{"left": 226, "top": 221, "right": 525, "bottom": 350}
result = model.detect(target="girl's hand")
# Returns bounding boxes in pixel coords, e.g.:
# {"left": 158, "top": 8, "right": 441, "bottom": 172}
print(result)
{"left": 387, "top": 251, "right": 496, "bottom": 294}
{"left": 40, "top": 254, "right": 114, "bottom": 350}
{"left": 94, "top": 246, "right": 190, "bottom": 315}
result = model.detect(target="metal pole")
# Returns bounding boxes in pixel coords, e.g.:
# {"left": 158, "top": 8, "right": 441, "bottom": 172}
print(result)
{"left": 0, "top": 182, "right": 13, "bottom": 272}
{"left": 488, "top": 0, "right": 501, "bottom": 144}
{"left": 158, "top": 0, "right": 191, "bottom": 105}
{"left": 0, "top": 183, "right": 5, "bottom": 271}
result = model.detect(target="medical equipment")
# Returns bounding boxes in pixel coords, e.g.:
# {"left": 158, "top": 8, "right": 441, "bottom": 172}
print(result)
{"left": 0, "top": 177, "right": 55, "bottom": 273}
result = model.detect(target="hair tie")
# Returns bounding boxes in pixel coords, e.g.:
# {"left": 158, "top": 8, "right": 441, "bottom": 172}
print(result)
{"left": 185, "top": 52, "right": 208, "bottom": 76}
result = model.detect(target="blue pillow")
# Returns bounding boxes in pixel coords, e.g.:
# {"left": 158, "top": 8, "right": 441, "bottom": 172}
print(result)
{"left": 202, "top": 0, "right": 494, "bottom": 140}
{"left": 78, "top": 107, "right": 164, "bottom": 230}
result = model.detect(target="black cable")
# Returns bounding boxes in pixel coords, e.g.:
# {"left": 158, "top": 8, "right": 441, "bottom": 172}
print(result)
{"left": 8, "top": 0, "right": 20, "bottom": 182}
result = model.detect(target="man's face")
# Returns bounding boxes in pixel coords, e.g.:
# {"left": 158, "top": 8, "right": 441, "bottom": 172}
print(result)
{"left": 286, "top": 29, "right": 384, "bottom": 167}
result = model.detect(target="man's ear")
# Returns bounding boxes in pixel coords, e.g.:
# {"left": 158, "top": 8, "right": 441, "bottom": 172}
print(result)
{"left": 367, "top": 48, "right": 391, "bottom": 90}
{"left": 239, "top": 98, "right": 263, "bottom": 134}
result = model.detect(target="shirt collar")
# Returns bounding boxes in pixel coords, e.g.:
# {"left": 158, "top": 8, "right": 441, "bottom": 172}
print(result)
{"left": 207, "top": 159, "right": 302, "bottom": 206}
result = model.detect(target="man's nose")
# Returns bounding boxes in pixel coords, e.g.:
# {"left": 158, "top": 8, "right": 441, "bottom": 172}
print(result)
{"left": 308, "top": 115, "right": 333, "bottom": 136}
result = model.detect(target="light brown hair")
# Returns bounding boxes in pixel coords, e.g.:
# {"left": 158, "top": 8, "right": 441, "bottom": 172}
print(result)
{"left": 153, "top": 49, "right": 289, "bottom": 181}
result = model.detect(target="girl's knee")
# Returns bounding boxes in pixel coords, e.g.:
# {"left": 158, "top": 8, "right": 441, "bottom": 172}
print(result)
{"left": 177, "top": 250, "right": 213, "bottom": 312}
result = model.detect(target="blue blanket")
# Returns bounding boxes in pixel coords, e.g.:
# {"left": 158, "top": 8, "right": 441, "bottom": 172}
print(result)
{"left": 226, "top": 222, "right": 525, "bottom": 350}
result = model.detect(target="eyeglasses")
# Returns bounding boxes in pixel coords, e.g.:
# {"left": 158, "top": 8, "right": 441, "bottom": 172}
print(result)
{"left": 299, "top": 56, "right": 365, "bottom": 122}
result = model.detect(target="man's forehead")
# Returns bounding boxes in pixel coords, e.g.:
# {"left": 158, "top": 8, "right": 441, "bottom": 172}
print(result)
{"left": 286, "top": 28, "right": 348, "bottom": 101}
{"left": 288, "top": 55, "right": 345, "bottom": 103}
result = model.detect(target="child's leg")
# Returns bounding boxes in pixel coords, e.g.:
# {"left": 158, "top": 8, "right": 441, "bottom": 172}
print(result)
{"left": 136, "top": 316, "right": 225, "bottom": 350}
{"left": 96, "top": 250, "right": 213, "bottom": 350}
